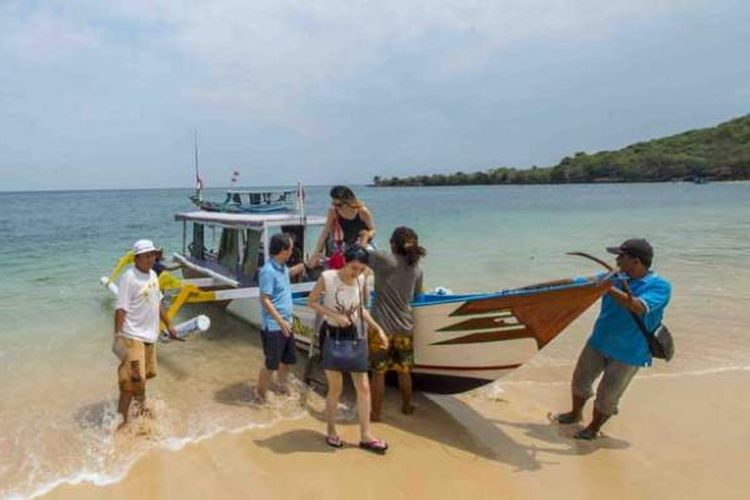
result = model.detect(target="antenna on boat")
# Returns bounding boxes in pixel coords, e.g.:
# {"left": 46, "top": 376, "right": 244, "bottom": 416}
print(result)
{"left": 297, "top": 182, "right": 306, "bottom": 223}
{"left": 194, "top": 130, "right": 203, "bottom": 202}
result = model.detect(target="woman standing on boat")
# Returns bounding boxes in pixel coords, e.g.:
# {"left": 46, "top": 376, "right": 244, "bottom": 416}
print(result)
{"left": 368, "top": 227, "right": 425, "bottom": 421}
{"left": 307, "top": 246, "right": 390, "bottom": 453}
{"left": 309, "top": 186, "right": 376, "bottom": 269}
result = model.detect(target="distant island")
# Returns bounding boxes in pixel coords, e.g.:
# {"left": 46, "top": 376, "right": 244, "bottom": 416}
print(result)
{"left": 373, "top": 115, "right": 750, "bottom": 186}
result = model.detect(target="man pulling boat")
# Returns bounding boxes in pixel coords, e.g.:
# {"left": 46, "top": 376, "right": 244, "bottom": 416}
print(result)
{"left": 555, "top": 239, "right": 672, "bottom": 439}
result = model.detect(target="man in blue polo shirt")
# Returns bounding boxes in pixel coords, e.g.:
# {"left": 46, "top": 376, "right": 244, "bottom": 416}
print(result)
{"left": 555, "top": 238, "right": 671, "bottom": 439}
{"left": 255, "top": 233, "right": 306, "bottom": 402}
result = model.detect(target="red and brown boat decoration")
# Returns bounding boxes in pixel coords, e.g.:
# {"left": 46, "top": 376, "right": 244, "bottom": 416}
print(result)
{"left": 403, "top": 274, "right": 614, "bottom": 393}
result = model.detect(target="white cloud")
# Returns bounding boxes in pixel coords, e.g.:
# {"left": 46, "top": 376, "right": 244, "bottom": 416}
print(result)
{"left": 0, "top": 4, "right": 101, "bottom": 63}
{"left": 1, "top": 0, "right": 694, "bottom": 119}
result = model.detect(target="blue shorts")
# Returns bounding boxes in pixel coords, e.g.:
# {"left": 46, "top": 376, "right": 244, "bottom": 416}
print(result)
{"left": 260, "top": 328, "right": 297, "bottom": 370}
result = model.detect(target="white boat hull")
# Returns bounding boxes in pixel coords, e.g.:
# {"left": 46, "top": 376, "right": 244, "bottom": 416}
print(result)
{"left": 179, "top": 263, "right": 612, "bottom": 394}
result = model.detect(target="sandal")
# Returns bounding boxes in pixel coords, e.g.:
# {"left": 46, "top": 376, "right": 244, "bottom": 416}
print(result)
{"left": 359, "top": 438, "right": 388, "bottom": 454}
{"left": 326, "top": 435, "right": 344, "bottom": 448}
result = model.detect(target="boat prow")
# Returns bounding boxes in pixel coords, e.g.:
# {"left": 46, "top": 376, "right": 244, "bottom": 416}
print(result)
{"left": 405, "top": 275, "right": 613, "bottom": 393}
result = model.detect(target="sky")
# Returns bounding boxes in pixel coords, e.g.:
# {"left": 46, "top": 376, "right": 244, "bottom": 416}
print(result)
{"left": 0, "top": 0, "right": 748, "bottom": 191}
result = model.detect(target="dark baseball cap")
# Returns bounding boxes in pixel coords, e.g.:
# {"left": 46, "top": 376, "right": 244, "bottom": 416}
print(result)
{"left": 606, "top": 238, "right": 653, "bottom": 266}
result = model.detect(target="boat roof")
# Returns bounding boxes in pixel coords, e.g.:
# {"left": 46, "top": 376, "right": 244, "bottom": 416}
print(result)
{"left": 175, "top": 210, "right": 326, "bottom": 228}
{"left": 226, "top": 189, "right": 295, "bottom": 194}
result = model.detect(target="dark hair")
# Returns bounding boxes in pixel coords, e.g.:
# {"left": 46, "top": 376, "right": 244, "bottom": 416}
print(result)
{"left": 390, "top": 226, "right": 426, "bottom": 266}
{"left": 269, "top": 233, "right": 293, "bottom": 256}
{"left": 344, "top": 244, "right": 369, "bottom": 265}
{"left": 329, "top": 185, "right": 362, "bottom": 209}
{"left": 629, "top": 252, "right": 652, "bottom": 269}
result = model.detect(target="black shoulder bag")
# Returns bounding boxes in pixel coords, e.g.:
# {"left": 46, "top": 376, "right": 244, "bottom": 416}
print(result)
{"left": 630, "top": 312, "right": 675, "bottom": 362}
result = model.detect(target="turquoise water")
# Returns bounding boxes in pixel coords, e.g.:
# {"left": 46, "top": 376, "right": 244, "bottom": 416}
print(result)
{"left": 1, "top": 183, "right": 749, "bottom": 498}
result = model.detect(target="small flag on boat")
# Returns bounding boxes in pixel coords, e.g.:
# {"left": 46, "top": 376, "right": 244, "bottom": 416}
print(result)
{"left": 230, "top": 170, "right": 240, "bottom": 184}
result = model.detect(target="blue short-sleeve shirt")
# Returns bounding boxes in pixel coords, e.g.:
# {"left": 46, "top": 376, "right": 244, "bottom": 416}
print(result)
{"left": 587, "top": 271, "right": 671, "bottom": 367}
{"left": 259, "top": 259, "right": 293, "bottom": 331}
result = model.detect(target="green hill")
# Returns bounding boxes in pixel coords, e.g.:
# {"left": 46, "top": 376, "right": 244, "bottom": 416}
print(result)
{"left": 373, "top": 115, "right": 750, "bottom": 186}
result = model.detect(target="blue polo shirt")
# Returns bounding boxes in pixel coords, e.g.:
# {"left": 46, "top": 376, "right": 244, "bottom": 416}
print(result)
{"left": 587, "top": 271, "right": 671, "bottom": 367}
{"left": 258, "top": 258, "right": 293, "bottom": 331}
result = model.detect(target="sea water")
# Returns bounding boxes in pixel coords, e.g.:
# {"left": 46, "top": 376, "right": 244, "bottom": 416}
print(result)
{"left": 1, "top": 183, "right": 749, "bottom": 498}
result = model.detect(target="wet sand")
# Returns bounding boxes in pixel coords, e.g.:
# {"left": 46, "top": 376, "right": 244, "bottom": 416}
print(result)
{"left": 44, "top": 367, "right": 750, "bottom": 499}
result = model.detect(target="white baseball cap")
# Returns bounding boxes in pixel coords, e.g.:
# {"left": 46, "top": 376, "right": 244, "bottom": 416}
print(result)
{"left": 133, "top": 239, "right": 159, "bottom": 255}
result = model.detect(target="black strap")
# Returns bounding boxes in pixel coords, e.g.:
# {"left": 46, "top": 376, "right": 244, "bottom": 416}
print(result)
{"left": 629, "top": 310, "right": 654, "bottom": 341}
{"left": 620, "top": 278, "right": 655, "bottom": 341}
{"left": 357, "top": 278, "right": 366, "bottom": 340}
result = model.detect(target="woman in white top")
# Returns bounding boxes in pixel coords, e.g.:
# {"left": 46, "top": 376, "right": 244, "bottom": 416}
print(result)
{"left": 308, "top": 245, "right": 389, "bottom": 453}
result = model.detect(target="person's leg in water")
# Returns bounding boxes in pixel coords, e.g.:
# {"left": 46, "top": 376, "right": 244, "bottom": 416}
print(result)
{"left": 256, "top": 365, "right": 275, "bottom": 402}
{"left": 274, "top": 331, "right": 297, "bottom": 395}
{"left": 275, "top": 363, "right": 290, "bottom": 395}
{"left": 117, "top": 346, "right": 146, "bottom": 430}
{"left": 324, "top": 370, "right": 344, "bottom": 443}
{"left": 256, "top": 329, "right": 284, "bottom": 402}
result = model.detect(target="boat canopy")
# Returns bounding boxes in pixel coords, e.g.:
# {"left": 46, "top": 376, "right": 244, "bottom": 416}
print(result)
{"left": 175, "top": 211, "right": 327, "bottom": 230}
{"left": 226, "top": 189, "right": 295, "bottom": 195}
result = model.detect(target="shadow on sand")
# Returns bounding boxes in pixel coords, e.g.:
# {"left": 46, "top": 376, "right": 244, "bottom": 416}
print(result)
{"left": 254, "top": 429, "right": 341, "bottom": 454}
{"left": 75, "top": 400, "right": 114, "bottom": 429}
{"left": 208, "top": 323, "right": 631, "bottom": 471}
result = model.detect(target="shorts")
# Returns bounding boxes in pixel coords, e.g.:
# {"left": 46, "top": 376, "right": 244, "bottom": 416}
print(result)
{"left": 572, "top": 344, "right": 640, "bottom": 416}
{"left": 261, "top": 328, "right": 297, "bottom": 370}
{"left": 113, "top": 336, "right": 157, "bottom": 394}
{"left": 369, "top": 329, "right": 414, "bottom": 374}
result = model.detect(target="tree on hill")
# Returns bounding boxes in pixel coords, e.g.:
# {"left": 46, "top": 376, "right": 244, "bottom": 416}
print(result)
{"left": 373, "top": 115, "right": 750, "bottom": 186}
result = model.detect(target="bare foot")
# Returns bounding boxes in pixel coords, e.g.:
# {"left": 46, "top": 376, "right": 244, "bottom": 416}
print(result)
{"left": 574, "top": 427, "right": 600, "bottom": 440}
{"left": 273, "top": 383, "right": 290, "bottom": 396}
{"left": 553, "top": 411, "right": 582, "bottom": 424}
{"left": 252, "top": 388, "right": 267, "bottom": 405}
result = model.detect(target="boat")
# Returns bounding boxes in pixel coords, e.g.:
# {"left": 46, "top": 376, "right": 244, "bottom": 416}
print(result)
{"left": 692, "top": 176, "right": 710, "bottom": 185}
{"left": 100, "top": 203, "right": 614, "bottom": 394}
{"left": 189, "top": 189, "right": 297, "bottom": 213}
{"left": 186, "top": 132, "right": 297, "bottom": 213}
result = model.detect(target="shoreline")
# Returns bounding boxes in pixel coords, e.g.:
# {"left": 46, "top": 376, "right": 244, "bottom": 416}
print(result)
{"left": 42, "top": 367, "right": 750, "bottom": 500}
{"left": 371, "top": 178, "right": 745, "bottom": 188}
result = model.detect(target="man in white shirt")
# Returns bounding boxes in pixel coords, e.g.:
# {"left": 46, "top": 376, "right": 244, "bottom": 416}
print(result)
{"left": 113, "top": 239, "right": 177, "bottom": 429}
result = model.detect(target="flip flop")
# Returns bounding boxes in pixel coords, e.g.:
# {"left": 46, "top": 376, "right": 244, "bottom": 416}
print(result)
{"left": 326, "top": 435, "right": 343, "bottom": 448}
{"left": 359, "top": 438, "right": 388, "bottom": 454}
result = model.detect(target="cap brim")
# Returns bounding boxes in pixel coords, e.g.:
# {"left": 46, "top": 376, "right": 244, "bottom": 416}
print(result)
{"left": 135, "top": 248, "right": 159, "bottom": 255}
{"left": 606, "top": 246, "right": 623, "bottom": 255}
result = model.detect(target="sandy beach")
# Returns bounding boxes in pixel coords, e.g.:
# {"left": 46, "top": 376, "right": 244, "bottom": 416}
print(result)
{"left": 43, "top": 363, "right": 750, "bottom": 500}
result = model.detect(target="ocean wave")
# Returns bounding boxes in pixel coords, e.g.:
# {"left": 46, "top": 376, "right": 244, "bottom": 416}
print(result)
{"left": 4, "top": 388, "right": 312, "bottom": 500}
